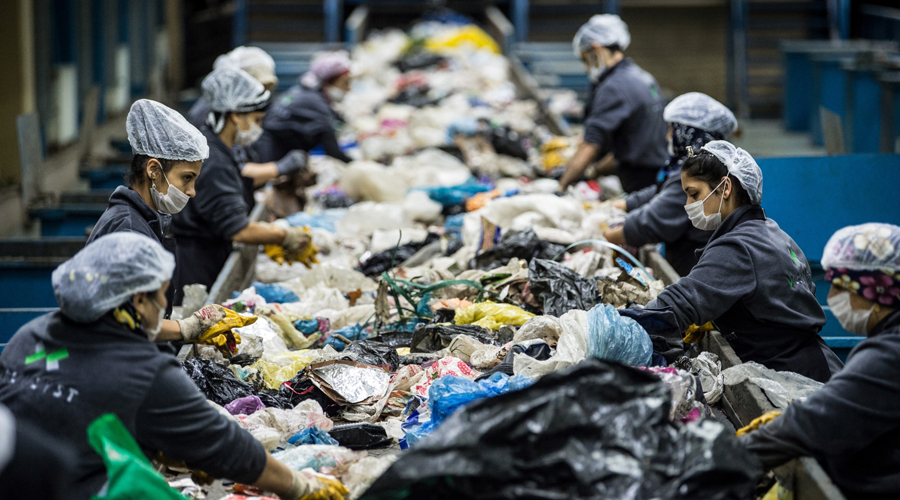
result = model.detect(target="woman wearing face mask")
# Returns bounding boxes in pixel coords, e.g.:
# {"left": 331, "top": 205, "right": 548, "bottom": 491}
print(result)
{"left": 172, "top": 67, "right": 311, "bottom": 305}
{"left": 0, "top": 233, "right": 343, "bottom": 500}
{"left": 603, "top": 93, "right": 737, "bottom": 276}
{"left": 643, "top": 141, "right": 837, "bottom": 382}
{"left": 88, "top": 99, "right": 226, "bottom": 344}
{"left": 740, "top": 224, "right": 900, "bottom": 499}
{"left": 249, "top": 51, "right": 353, "bottom": 165}
{"left": 558, "top": 15, "right": 668, "bottom": 193}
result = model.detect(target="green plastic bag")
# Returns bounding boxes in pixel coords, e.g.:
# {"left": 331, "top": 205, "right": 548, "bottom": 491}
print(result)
{"left": 87, "top": 413, "right": 188, "bottom": 500}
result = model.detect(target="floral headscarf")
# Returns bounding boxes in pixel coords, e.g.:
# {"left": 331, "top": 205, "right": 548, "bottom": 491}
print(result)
{"left": 822, "top": 223, "right": 900, "bottom": 309}
{"left": 659, "top": 122, "right": 723, "bottom": 180}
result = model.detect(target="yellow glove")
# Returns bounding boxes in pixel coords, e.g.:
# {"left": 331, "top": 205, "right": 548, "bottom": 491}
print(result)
{"left": 683, "top": 322, "right": 715, "bottom": 344}
{"left": 266, "top": 227, "right": 319, "bottom": 268}
{"left": 300, "top": 473, "right": 349, "bottom": 500}
{"left": 281, "top": 469, "right": 348, "bottom": 500}
{"left": 193, "top": 308, "right": 256, "bottom": 355}
{"left": 736, "top": 410, "right": 783, "bottom": 437}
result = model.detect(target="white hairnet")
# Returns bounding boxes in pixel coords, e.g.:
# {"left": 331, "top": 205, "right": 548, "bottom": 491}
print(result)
{"left": 700, "top": 140, "right": 763, "bottom": 205}
{"left": 127, "top": 99, "right": 208, "bottom": 162}
{"left": 52, "top": 233, "right": 175, "bottom": 323}
{"left": 572, "top": 14, "right": 631, "bottom": 55}
{"left": 822, "top": 223, "right": 900, "bottom": 273}
{"left": 202, "top": 67, "right": 272, "bottom": 132}
{"left": 664, "top": 92, "right": 738, "bottom": 138}
{"left": 213, "top": 46, "right": 277, "bottom": 88}
{"left": 300, "top": 51, "right": 352, "bottom": 89}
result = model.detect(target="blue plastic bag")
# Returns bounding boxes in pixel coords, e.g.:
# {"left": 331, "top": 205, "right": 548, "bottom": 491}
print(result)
{"left": 251, "top": 282, "right": 299, "bottom": 303}
{"left": 585, "top": 304, "right": 653, "bottom": 367}
{"left": 415, "top": 178, "right": 492, "bottom": 207}
{"left": 323, "top": 323, "right": 369, "bottom": 351}
{"left": 284, "top": 209, "right": 347, "bottom": 232}
{"left": 287, "top": 426, "right": 339, "bottom": 446}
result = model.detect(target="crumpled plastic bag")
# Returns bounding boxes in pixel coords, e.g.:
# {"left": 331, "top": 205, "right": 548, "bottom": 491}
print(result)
{"left": 194, "top": 308, "right": 255, "bottom": 355}
{"left": 288, "top": 425, "right": 340, "bottom": 446}
{"left": 528, "top": 259, "right": 598, "bottom": 317}
{"left": 236, "top": 400, "right": 335, "bottom": 446}
{"left": 252, "top": 347, "right": 345, "bottom": 390}
{"left": 224, "top": 395, "right": 266, "bottom": 416}
{"left": 513, "top": 309, "right": 589, "bottom": 379}
{"left": 585, "top": 304, "right": 652, "bottom": 367}
{"left": 723, "top": 361, "right": 824, "bottom": 409}
{"left": 676, "top": 352, "right": 724, "bottom": 405}
{"left": 256, "top": 304, "right": 321, "bottom": 349}
{"left": 272, "top": 445, "right": 359, "bottom": 473}
{"left": 249, "top": 282, "right": 299, "bottom": 304}
{"left": 342, "top": 455, "right": 398, "bottom": 500}
{"left": 453, "top": 302, "right": 534, "bottom": 331}
{"left": 183, "top": 358, "right": 255, "bottom": 406}
{"left": 410, "top": 323, "right": 499, "bottom": 353}
{"left": 364, "top": 359, "right": 761, "bottom": 500}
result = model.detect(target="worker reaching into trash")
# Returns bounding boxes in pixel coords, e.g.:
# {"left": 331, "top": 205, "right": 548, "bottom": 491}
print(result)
{"left": 88, "top": 99, "right": 228, "bottom": 345}
{"left": 250, "top": 51, "right": 354, "bottom": 165}
{"left": 0, "top": 233, "right": 344, "bottom": 500}
{"left": 188, "top": 46, "right": 310, "bottom": 190}
{"left": 172, "top": 67, "right": 312, "bottom": 305}
{"left": 740, "top": 223, "right": 900, "bottom": 499}
{"left": 603, "top": 93, "right": 738, "bottom": 276}
{"left": 641, "top": 141, "right": 841, "bottom": 382}
{"left": 558, "top": 14, "right": 668, "bottom": 193}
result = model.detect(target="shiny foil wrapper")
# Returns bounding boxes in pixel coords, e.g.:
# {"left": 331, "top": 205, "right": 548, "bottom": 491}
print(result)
{"left": 311, "top": 360, "right": 391, "bottom": 404}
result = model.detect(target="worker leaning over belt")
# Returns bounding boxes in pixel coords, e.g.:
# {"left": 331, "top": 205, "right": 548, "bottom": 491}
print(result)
{"left": 603, "top": 93, "right": 738, "bottom": 276}
{"left": 558, "top": 14, "right": 668, "bottom": 193}
{"left": 172, "top": 67, "right": 311, "bottom": 305}
{"left": 0, "top": 233, "right": 343, "bottom": 500}
{"left": 740, "top": 223, "right": 900, "bottom": 500}
{"left": 88, "top": 99, "right": 229, "bottom": 345}
{"left": 642, "top": 141, "right": 840, "bottom": 383}
{"left": 250, "top": 51, "right": 354, "bottom": 164}
{"left": 188, "top": 46, "right": 310, "bottom": 189}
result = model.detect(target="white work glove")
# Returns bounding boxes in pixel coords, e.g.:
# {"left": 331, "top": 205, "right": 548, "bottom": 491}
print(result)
{"left": 175, "top": 304, "right": 227, "bottom": 341}
{"left": 282, "top": 226, "right": 312, "bottom": 254}
{"left": 275, "top": 150, "right": 309, "bottom": 176}
{"left": 280, "top": 468, "right": 347, "bottom": 500}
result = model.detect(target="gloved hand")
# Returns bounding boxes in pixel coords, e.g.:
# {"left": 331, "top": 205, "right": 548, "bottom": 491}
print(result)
{"left": 736, "top": 410, "right": 783, "bottom": 437}
{"left": 282, "top": 226, "right": 313, "bottom": 254}
{"left": 275, "top": 150, "right": 309, "bottom": 176}
{"left": 279, "top": 468, "right": 348, "bottom": 500}
{"left": 175, "top": 304, "right": 228, "bottom": 341}
{"left": 683, "top": 322, "right": 716, "bottom": 344}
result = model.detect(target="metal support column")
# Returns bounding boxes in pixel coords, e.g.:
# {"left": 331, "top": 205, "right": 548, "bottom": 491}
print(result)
{"left": 232, "top": 0, "right": 247, "bottom": 48}
{"left": 324, "top": 0, "right": 343, "bottom": 43}
{"left": 512, "top": 0, "right": 528, "bottom": 43}
{"left": 605, "top": 0, "right": 620, "bottom": 15}
{"left": 730, "top": 0, "right": 749, "bottom": 120}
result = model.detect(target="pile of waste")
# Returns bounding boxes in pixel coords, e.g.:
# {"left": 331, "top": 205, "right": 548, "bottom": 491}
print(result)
{"left": 171, "top": 20, "right": 759, "bottom": 500}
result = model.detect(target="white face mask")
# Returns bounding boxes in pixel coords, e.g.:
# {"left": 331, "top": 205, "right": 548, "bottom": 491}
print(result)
{"left": 150, "top": 169, "right": 190, "bottom": 214}
{"left": 144, "top": 297, "right": 166, "bottom": 341}
{"left": 827, "top": 291, "right": 875, "bottom": 335}
{"left": 587, "top": 52, "right": 606, "bottom": 83}
{"left": 234, "top": 116, "right": 264, "bottom": 146}
{"left": 325, "top": 86, "right": 346, "bottom": 103}
{"left": 685, "top": 178, "right": 727, "bottom": 231}
{"left": 667, "top": 136, "right": 676, "bottom": 157}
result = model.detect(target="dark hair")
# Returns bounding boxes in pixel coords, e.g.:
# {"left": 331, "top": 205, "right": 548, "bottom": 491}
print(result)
{"left": 681, "top": 152, "right": 751, "bottom": 206}
{"left": 605, "top": 44, "right": 623, "bottom": 53}
{"left": 128, "top": 155, "right": 177, "bottom": 186}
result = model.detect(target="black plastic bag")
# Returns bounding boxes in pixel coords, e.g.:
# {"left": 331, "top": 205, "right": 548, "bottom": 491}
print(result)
{"left": 362, "top": 359, "right": 760, "bottom": 500}
{"left": 182, "top": 358, "right": 254, "bottom": 407}
{"left": 396, "top": 52, "right": 446, "bottom": 72}
{"left": 329, "top": 423, "right": 393, "bottom": 450}
{"left": 489, "top": 126, "right": 528, "bottom": 160}
{"left": 409, "top": 323, "right": 499, "bottom": 353}
{"left": 279, "top": 373, "right": 342, "bottom": 416}
{"left": 373, "top": 331, "right": 414, "bottom": 348}
{"left": 469, "top": 229, "right": 565, "bottom": 271}
{"left": 344, "top": 340, "right": 402, "bottom": 371}
{"left": 357, "top": 233, "right": 440, "bottom": 277}
{"left": 528, "top": 259, "right": 598, "bottom": 316}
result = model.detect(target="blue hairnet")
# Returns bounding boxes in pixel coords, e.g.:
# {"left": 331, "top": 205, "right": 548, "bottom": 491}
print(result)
{"left": 52, "top": 233, "right": 175, "bottom": 323}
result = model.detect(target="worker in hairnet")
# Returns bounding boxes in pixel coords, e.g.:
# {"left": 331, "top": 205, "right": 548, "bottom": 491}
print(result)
{"left": 641, "top": 141, "right": 839, "bottom": 382}
{"left": 87, "top": 99, "right": 228, "bottom": 345}
{"left": 0, "top": 233, "right": 345, "bottom": 500}
{"left": 172, "top": 67, "right": 312, "bottom": 305}
{"left": 188, "top": 46, "right": 309, "bottom": 189}
{"left": 603, "top": 93, "right": 738, "bottom": 276}
{"left": 559, "top": 15, "right": 668, "bottom": 193}
{"left": 740, "top": 223, "right": 900, "bottom": 499}
{"left": 250, "top": 51, "right": 353, "bottom": 164}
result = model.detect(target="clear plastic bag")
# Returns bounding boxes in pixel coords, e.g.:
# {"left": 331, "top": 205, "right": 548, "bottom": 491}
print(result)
{"left": 585, "top": 304, "right": 652, "bottom": 367}
{"left": 723, "top": 361, "right": 824, "bottom": 409}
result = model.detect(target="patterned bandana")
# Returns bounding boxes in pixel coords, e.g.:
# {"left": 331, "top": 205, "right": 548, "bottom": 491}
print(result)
{"left": 659, "top": 123, "right": 724, "bottom": 181}
{"left": 825, "top": 267, "right": 900, "bottom": 309}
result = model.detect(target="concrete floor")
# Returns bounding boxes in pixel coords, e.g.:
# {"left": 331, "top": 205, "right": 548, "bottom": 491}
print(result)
{"left": 731, "top": 119, "right": 826, "bottom": 159}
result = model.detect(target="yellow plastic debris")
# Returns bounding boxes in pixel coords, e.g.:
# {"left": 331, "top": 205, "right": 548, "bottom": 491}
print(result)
{"left": 454, "top": 302, "right": 535, "bottom": 330}
{"left": 736, "top": 410, "right": 783, "bottom": 437}
{"left": 193, "top": 308, "right": 256, "bottom": 355}
{"left": 424, "top": 25, "right": 500, "bottom": 54}
{"left": 761, "top": 482, "right": 793, "bottom": 500}
{"left": 683, "top": 322, "right": 715, "bottom": 344}
{"left": 300, "top": 473, "right": 349, "bottom": 500}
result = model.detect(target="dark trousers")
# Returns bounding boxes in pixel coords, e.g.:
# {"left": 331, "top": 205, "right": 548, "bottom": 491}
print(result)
{"left": 617, "top": 166, "right": 661, "bottom": 193}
